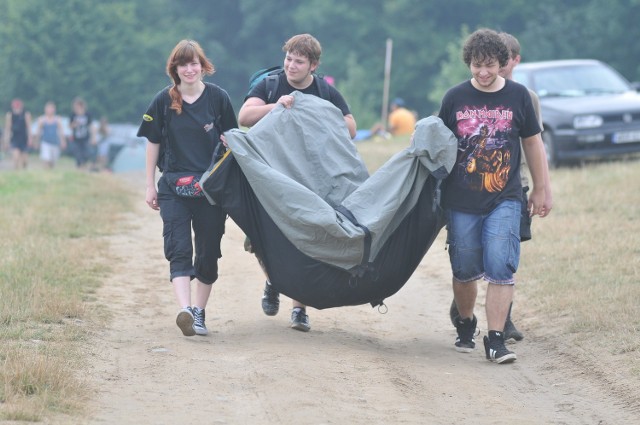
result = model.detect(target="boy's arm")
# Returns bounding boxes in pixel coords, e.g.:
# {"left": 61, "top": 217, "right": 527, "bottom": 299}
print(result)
{"left": 343, "top": 114, "right": 357, "bottom": 139}
{"left": 238, "top": 97, "right": 276, "bottom": 127}
{"left": 521, "top": 133, "right": 549, "bottom": 217}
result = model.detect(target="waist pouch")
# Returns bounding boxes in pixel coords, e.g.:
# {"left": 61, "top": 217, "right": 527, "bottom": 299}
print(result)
{"left": 163, "top": 172, "right": 204, "bottom": 197}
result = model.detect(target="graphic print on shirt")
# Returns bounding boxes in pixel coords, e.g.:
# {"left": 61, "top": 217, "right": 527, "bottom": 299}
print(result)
{"left": 455, "top": 105, "right": 513, "bottom": 193}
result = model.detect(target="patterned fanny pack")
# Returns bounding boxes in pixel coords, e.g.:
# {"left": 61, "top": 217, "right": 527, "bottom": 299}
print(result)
{"left": 164, "top": 172, "right": 204, "bottom": 197}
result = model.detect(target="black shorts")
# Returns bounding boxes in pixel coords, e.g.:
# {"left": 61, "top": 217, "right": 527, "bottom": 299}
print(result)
{"left": 158, "top": 177, "right": 226, "bottom": 284}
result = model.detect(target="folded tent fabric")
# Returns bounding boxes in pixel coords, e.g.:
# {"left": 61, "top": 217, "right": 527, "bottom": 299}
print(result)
{"left": 200, "top": 92, "right": 457, "bottom": 308}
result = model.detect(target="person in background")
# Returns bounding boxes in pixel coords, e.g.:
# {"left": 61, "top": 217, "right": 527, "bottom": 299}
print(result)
{"left": 3, "top": 98, "right": 33, "bottom": 170}
{"left": 35, "top": 101, "right": 67, "bottom": 169}
{"left": 69, "top": 97, "right": 96, "bottom": 169}
{"left": 438, "top": 28, "right": 550, "bottom": 364}
{"left": 138, "top": 39, "right": 238, "bottom": 337}
{"left": 386, "top": 98, "right": 417, "bottom": 136}
{"left": 366, "top": 98, "right": 417, "bottom": 140}
{"left": 238, "top": 33, "right": 357, "bottom": 332}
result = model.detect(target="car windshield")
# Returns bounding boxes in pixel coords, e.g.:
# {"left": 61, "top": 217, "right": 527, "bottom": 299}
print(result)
{"left": 528, "top": 64, "right": 631, "bottom": 98}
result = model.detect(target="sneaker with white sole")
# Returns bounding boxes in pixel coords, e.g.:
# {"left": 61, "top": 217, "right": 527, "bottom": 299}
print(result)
{"left": 484, "top": 331, "right": 517, "bottom": 364}
{"left": 176, "top": 307, "right": 195, "bottom": 337}
{"left": 192, "top": 306, "right": 208, "bottom": 336}
{"left": 290, "top": 308, "right": 310, "bottom": 332}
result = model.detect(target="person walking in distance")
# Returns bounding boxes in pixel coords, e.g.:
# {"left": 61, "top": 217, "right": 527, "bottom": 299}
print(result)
{"left": 238, "top": 33, "right": 357, "bottom": 332}
{"left": 137, "top": 39, "right": 238, "bottom": 337}
{"left": 3, "top": 98, "right": 33, "bottom": 170}
{"left": 35, "top": 101, "right": 67, "bottom": 169}
{"left": 69, "top": 97, "right": 96, "bottom": 169}
{"left": 437, "top": 28, "right": 550, "bottom": 364}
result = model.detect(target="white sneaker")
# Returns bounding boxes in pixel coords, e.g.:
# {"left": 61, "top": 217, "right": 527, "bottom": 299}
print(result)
{"left": 192, "top": 306, "right": 208, "bottom": 336}
{"left": 176, "top": 307, "right": 195, "bottom": 336}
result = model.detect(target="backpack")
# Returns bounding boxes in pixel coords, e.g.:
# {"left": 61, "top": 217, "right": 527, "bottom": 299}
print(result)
{"left": 157, "top": 83, "right": 223, "bottom": 173}
{"left": 246, "top": 66, "right": 331, "bottom": 104}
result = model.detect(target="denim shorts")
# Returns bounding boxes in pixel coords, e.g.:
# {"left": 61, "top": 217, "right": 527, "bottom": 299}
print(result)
{"left": 446, "top": 199, "right": 521, "bottom": 285}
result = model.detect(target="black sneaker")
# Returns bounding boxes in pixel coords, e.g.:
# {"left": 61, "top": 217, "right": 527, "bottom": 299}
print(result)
{"left": 290, "top": 308, "right": 310, "bottom": 332}
{"left": 504, "top": 302, "right": 524, "bottom": 342}
{"left": 484, "top": 331, "right": 517, "bottom": 364}
{"left": 192, "top": 306, "right": 208, "bottom": 336}
{"left": 261, "top": 281, "right": 280, "bottom": 316}
{"left": 454, "top": 315, "right": 478, "bottom": 353}
{"left": 176, "top": 307, "right": 195, "bottom": 337}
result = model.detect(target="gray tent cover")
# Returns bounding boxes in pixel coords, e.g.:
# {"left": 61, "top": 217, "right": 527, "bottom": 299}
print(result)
{"left": 201, "top": 91, "right": 457, "bottom": 309}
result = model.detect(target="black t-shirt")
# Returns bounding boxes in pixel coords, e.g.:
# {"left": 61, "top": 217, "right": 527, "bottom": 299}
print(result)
{"left": 438, "top": 79, "right": 541, "bottom": 214}
{"left": 247, "top": 73, "right": 351, "bottom": 115}
{"left": 137, "top": 83, "right": 238, "bottom": 173}
{"left": 70, "top": 112, "right": 92, "bottom": 144}
{"left": 10, "top": 111, "right": 28, "bottom": 144}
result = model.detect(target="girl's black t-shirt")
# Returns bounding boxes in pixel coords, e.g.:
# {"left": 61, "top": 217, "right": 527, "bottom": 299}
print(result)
{"left": 138, "top": 82, "right": 238, "bottom": 173}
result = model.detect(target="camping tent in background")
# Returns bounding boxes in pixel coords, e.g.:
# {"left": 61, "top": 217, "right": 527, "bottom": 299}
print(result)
{"left": 200, "top": 92, "right": 457, "bottom": 309}
{"left": 110, "top": 140, "right": 146, "bottom": 173}
{"left": 107, "top": 123, "right": 147, "bottom": 172}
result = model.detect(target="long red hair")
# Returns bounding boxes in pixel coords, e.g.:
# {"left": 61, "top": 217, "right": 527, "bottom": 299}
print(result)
{"left": 166, "top": 40, "right": 215, "bottom": 114}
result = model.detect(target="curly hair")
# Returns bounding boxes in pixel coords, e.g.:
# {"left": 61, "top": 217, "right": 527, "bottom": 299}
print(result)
{"left": 462, "top": 28, "right": 509, "bottom": 68}
{"left": 166, "top": 40, "right": 215, "bottom": 114}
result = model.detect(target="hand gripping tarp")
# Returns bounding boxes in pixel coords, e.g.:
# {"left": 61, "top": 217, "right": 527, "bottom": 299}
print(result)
{"left": 200, "top": 92, "right": 457, "bottom": 309}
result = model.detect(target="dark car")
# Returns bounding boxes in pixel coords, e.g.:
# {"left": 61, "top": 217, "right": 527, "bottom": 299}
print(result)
{"left": 513, "top": 59, "right": 640, "bottom": 167}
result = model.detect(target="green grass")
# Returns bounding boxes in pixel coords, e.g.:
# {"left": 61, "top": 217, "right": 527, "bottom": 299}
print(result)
{"left": 0, "top": 159, "right": 134, "bottom": 421}
{"left": 518, "top": 160, "right": 640, "bottom": 356}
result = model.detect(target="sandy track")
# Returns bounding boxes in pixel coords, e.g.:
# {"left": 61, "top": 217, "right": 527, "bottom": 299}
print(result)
{"left": 83, "top": 176, "right": 638, "bottom": 425}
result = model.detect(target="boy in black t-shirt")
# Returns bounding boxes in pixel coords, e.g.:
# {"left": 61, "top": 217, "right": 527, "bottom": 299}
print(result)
{"left": 69, "top": 97, "right": 96, "bottom": 169}
{"left": 437, "top": 28, "right": 550, "bottom": 364}
{"left": 238, "top": 33, "right": 357, "bottom": 333}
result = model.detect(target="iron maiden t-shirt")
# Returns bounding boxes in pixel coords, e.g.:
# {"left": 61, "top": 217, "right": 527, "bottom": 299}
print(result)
{"left": 438, "top": 79, "right": 541, "bottom": 214}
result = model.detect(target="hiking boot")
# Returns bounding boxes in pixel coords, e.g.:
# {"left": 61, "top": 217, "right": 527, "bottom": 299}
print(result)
{"left": 484, "top": 331, "right": 517, "bottom": 364}
{"left": 176, "top": 307, "right": 195, "bottom": 337}
{"left": 449, "top": 299, "right": 461, "bottom": 327}
{"left": 290, "top": 308, "right": 310, "bottom": 332}
{"left": 192, "top": 306, "right": 208, "bottom": 336}
{"left": 261, "top": 281, "right": 280, "bottom": 316}
{"left": 504, "top": 302, "right": 524, "bottom": 342}
{"left": 454, "top": 315, "right": 478, "bottom": 353}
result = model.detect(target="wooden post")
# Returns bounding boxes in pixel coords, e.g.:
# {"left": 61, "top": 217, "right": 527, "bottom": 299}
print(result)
{"left": 381, "top": 38, "right": 393, "bottom": 132}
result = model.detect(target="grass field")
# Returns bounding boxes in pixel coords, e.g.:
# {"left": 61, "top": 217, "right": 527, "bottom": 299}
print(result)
{"left": 0, "top": 145, "right": 638, "bottom": 420}
{"left": 0, "top": 157, "right": 134, "bottom": 421}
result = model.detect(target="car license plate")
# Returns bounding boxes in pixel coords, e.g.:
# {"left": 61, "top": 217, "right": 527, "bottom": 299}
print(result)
{"left": 613, "top": 131, "right": 640, "bottom": 144}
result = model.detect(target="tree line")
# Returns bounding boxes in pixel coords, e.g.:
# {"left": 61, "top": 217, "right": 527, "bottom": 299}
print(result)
{"left": 2, "top": 0, "right": 639, "bottom": 128}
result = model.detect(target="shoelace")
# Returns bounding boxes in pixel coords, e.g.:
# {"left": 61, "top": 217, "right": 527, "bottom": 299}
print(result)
{"left": 193, "top": 308, "right": 205, "bottom": 328}
{"left": 292, "top": 310, "right": 308, "bottom": 324}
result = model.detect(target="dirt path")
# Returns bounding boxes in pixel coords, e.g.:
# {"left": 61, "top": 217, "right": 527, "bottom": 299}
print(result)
{"left": 83, "top": 174, "right": 638, "bottom": 425}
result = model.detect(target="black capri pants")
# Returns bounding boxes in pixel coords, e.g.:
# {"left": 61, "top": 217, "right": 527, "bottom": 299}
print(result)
{"left": 158, "top": 178, "right": 226, "bottom": 284}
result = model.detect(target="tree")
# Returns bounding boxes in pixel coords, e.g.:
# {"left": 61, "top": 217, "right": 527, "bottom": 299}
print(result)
{"left": 428, "top": 26, "right": 471, "bottom": 113}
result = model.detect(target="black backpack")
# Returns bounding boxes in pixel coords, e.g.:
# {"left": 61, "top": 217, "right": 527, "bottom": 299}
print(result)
{"left": 246, "top": 66, "right": 331, "bottom": 103}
